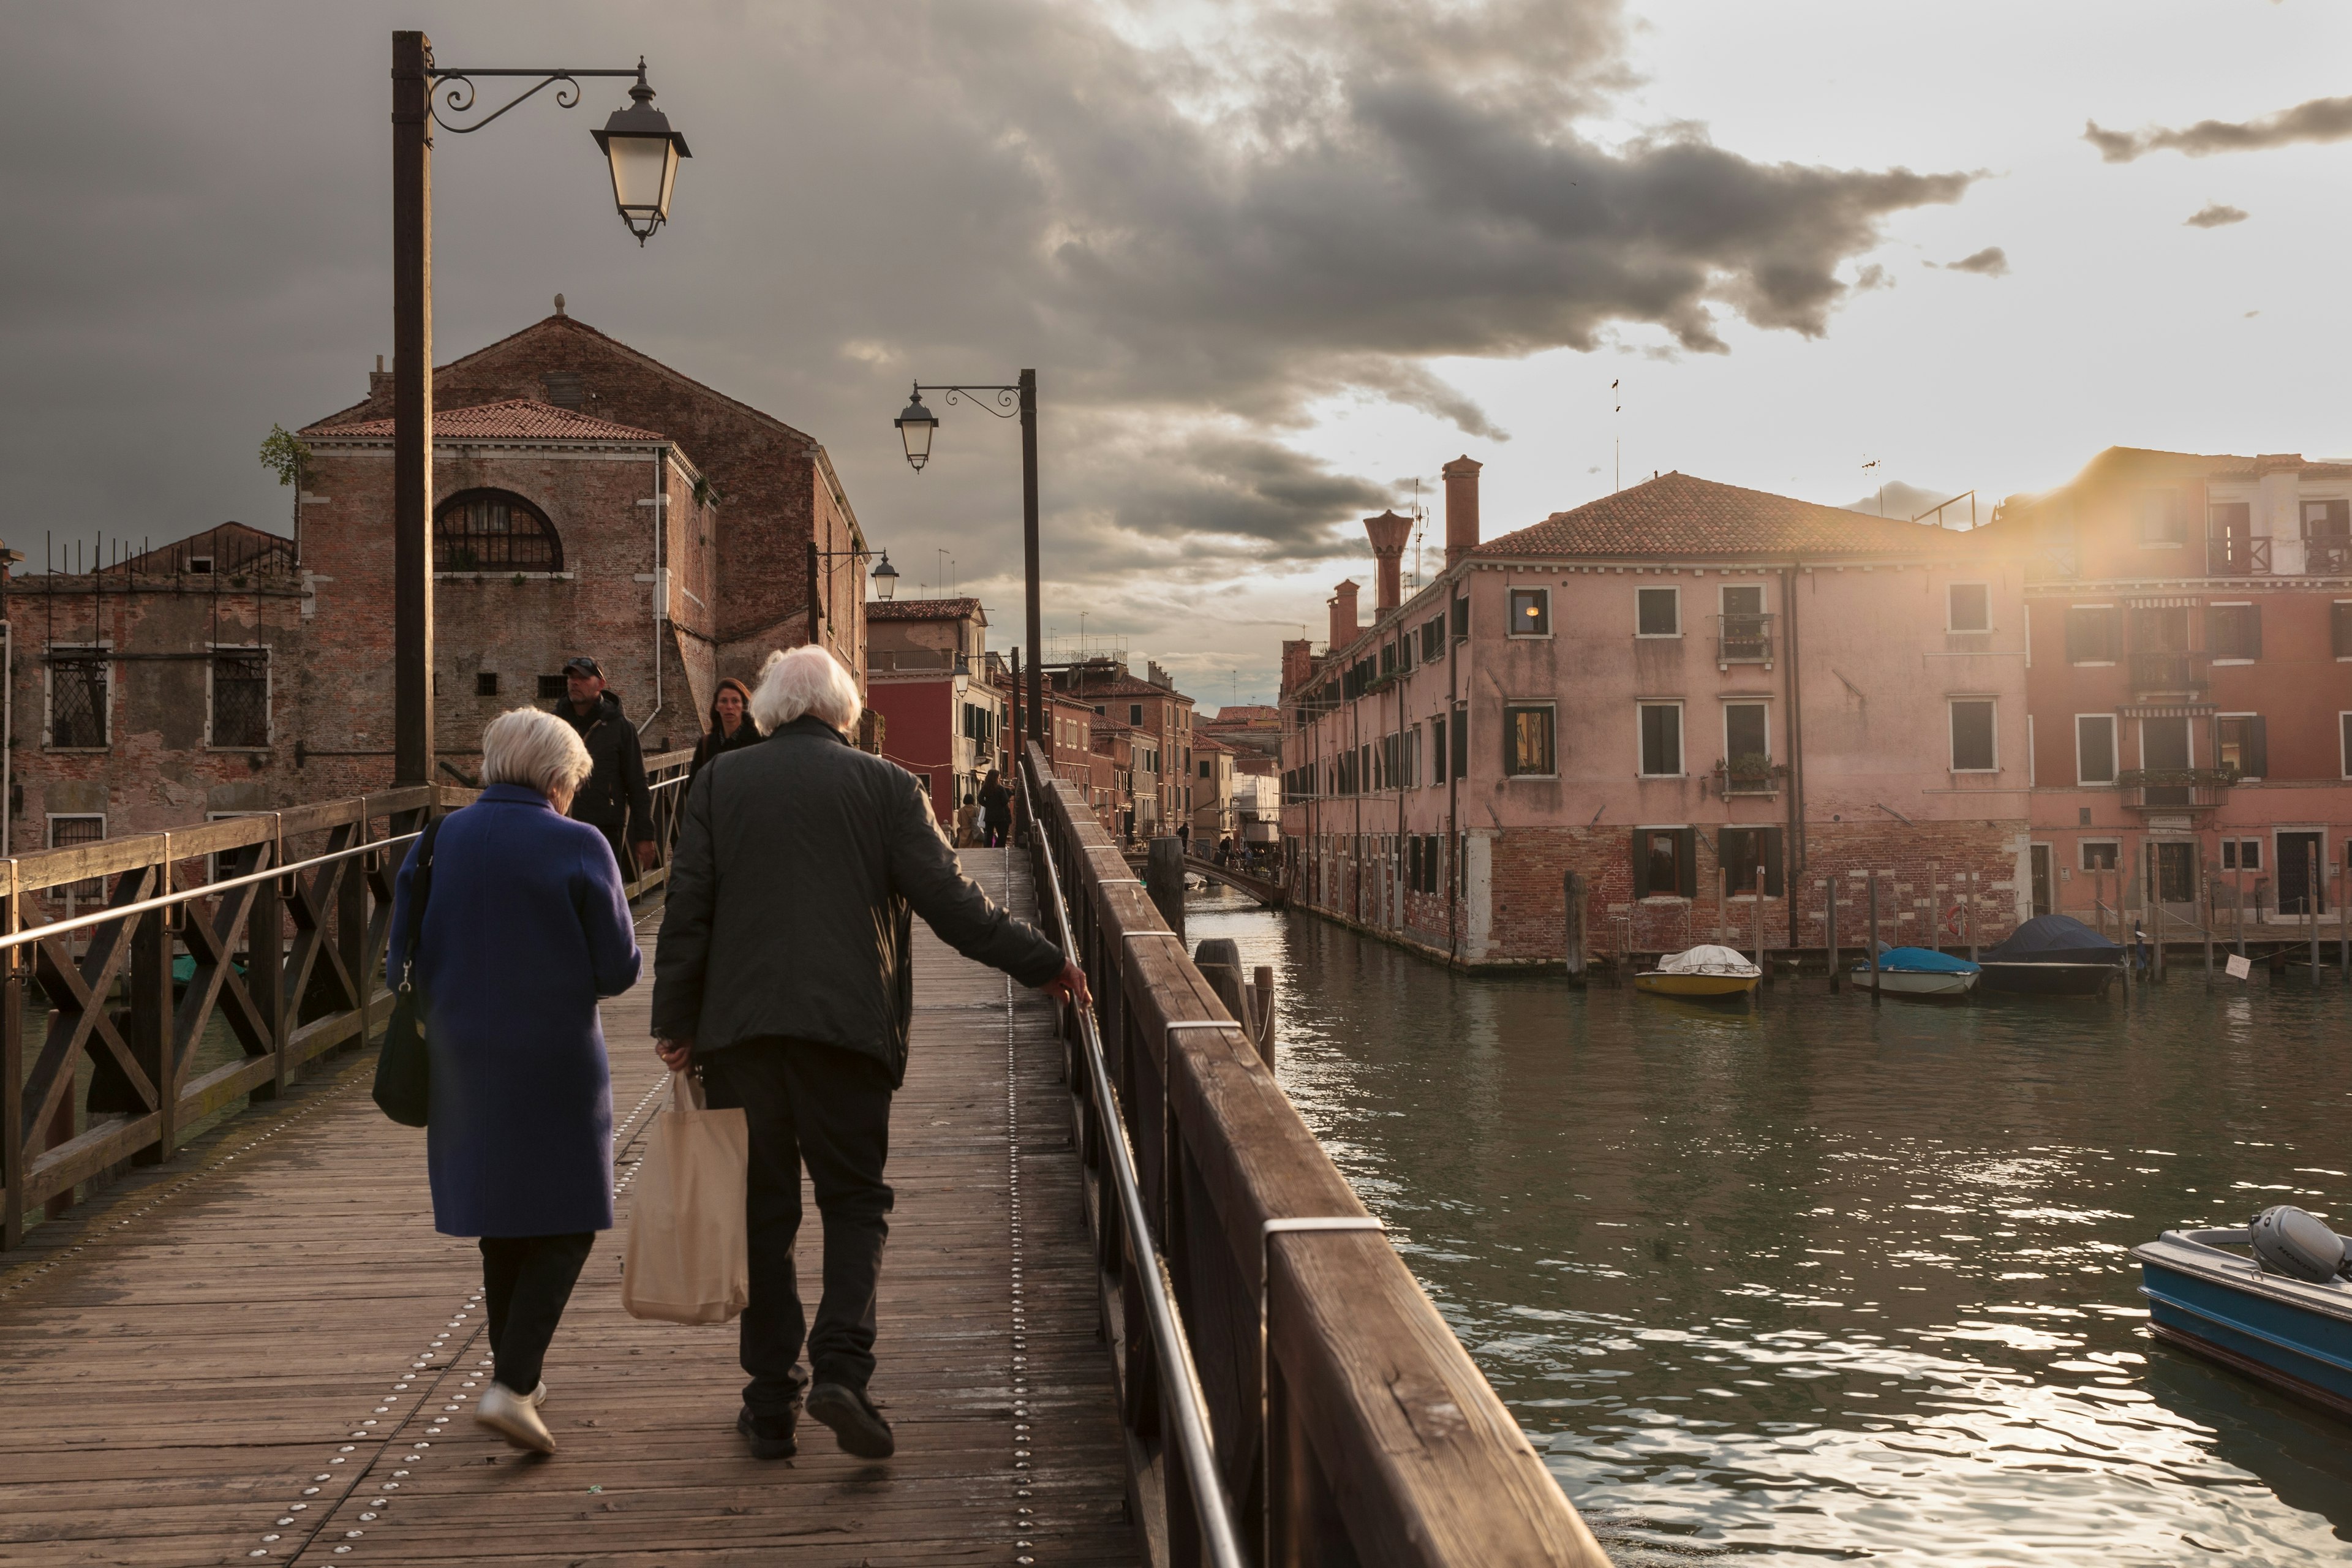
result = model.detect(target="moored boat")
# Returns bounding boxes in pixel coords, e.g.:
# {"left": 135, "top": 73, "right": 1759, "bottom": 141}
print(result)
{"left": 2134, "top": 1206, "right": 2352, "bottom": 1422}
{"left": 1978, "top": 914, "right": 2123, "bottom": 997}
{"left": 1635, "top": 944, "right": 1761, "bottom": 1000}
{"left": 1851, "top": 946, "right": 1979, "bottom": 998}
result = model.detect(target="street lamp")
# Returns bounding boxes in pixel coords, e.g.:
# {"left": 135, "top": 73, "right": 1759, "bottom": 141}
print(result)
{"left": 592, "top": 66, "right": 692, "bottom": 244}
{"left": 389, "top": 32, "right": 688, "bottom": 786}
{"left": 891, "top": 372, "right": 1042, "bottom": 750}
{"left": 871, "top": 552, "right": 900, "bottom": 601}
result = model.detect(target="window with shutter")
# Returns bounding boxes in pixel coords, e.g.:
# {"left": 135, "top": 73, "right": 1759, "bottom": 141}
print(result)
{"left": 1950, "top": 699, "right": 1997, "bottom": 771}
{"left": 2209, "top": 604, "right": 2261, "bottom": 661}
{"left": 1638, "top": 704, "right": 1683, "bottom": 776}
{"left": 1450, "top": 706, "right": 1468, "bottom": 777}
{"left": 2076, "top": 715, "right": 2116, "bottom": 785}
{"left": 2217, "top": 715, "right": 2266, "bottom": 778}
{"left": 2334, "top": 603, "right": 2352, "bottom": 659}
{"left": 2065, "top": 606, "right": 2116, "bottom": 663}
{"left": 1719, "top": 827, "right": 1784, "bottom": 897}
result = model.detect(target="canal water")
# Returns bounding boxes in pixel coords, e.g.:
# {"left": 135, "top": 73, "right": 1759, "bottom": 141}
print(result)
{"left": 1188, "top": 886, "right": 2352, "bottom": 1566}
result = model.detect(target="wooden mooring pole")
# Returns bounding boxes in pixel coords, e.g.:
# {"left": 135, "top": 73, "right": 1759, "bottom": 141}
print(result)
{"left": 1867, "top": 872, "right": 1882, "bottom": 1008}
{"left": 2309, "top": 843, "right": 2321, "bottom": 985}
{"left": 1824, "top": 878, "right": 1839, "bottom": 993}
{"left": 1563, "top": 869, "right": 1586, "bottom": 989}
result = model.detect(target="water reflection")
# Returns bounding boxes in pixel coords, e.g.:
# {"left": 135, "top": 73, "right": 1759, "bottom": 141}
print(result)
{"left": 1189, "top": 887, "right": 2352, "bottom": 1564}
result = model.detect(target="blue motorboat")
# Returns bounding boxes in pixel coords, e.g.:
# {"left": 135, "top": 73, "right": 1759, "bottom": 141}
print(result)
{"left": 1850, "top": 945, "right": 1979, "bottom": 998}
{"left": 1978, "top": 914, "right": 2122, "bottom": 997}
{"left": 2134, "top": 1206, "right": 2352, "bottom": 1422}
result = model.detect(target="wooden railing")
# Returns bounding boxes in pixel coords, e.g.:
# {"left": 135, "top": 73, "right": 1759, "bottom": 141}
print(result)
{"left": 2, "top": 751, "right": 695, "bottom": 1250}
{"left": 1022, "top": 743, "right": 1605, "bottom": 1567}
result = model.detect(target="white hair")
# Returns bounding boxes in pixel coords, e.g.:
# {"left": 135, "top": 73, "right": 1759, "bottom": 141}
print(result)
{"left": 481, "top": 707, "right": 595, "bottom": 796}
{"left": 749, "top": 645, "right": 862, "bottom": 736}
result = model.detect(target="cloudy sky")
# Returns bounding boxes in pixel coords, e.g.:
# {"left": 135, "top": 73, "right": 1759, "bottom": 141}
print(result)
{"left": 4, "top": 1, "right": 2348, "bottom": 706}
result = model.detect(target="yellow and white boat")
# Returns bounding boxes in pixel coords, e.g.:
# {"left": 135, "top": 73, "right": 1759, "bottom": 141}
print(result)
{"left": 1635, "top": 944, "right": 1762, "bottom": 999}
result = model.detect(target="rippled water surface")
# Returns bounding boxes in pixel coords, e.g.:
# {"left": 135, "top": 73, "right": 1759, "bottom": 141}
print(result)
{"left": 1188, "top": 888, "right": 2352, "bottom": 1565}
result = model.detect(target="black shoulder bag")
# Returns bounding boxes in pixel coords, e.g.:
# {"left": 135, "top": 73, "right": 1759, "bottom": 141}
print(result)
{"left": 371, "top": 816, "right": 446, "bottom": 1128}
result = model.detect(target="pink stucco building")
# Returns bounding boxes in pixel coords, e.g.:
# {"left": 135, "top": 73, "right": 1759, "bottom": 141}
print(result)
{"left": 1278, "top": 463, "right": 2034, "bottom": 968}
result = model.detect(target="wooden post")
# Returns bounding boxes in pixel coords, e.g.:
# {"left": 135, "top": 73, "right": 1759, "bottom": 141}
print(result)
{"left": 2123, "top": 845, "right": 2138, "bottom": 1000}
{"left": 1146, "top": 837, "right": 1186, "bottom": 944}
{"left": 1, "top": 940, "right": 20, "bottom": 1250}
{"left": 2339, "top": 864, "right": 2348, "bottom": 981}
{"left": 41, "top": 1087, "right": 72, "bottom": 1221}
{"left": 1251, "top": 964, "right": 1276, "bottom": 1069}
{"left": 1752, "top": 858, "right": 1766, "bottom": 983}
{"left": 1562, "top": 869, "right": 1586, "bottom": 988}
{"left": 130, "top": 869, "right": 174, "bottom": 1166}
{"left": 2234, "top": 859, "right": 2245, "bottom": 957}
{"left": 1716, "top": 865, "right": 1727, "bottom": 944}
{"left": 250, "top": 853, "right": 286, "bottom": 1102}
{"left": 1825, "top": 879, "right": 1839, "bottom": 993}
{"left": 2202, "top": 858, "right": 2214, "bottom": 980}
{"left": 1867, "top": 872, "right": 1881, "bottom": 1008}
{"left": 2309, "top": 843, "right": 2321, "bottom": 985}
{"left": 391, "top": 31, "right": 437, "bottom": 789}
{"left": 1965, "top": 870, "right": 1977, "bottom": 962}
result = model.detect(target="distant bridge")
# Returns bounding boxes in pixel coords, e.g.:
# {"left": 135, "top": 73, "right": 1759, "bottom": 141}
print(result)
{"left": 1126, "top": 848, "right": 1289, "bottom": 908}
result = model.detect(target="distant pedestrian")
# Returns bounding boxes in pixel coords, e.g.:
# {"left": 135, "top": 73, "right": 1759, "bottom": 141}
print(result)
{"left": 552, "top": 657, "right": 655, "bottom": 878}
{"left": 388, "top": 707, "right": 643, "bottom": 1455}
{"left": 652, "top": 647, "right": 1089, "bottom": 1463}
{"left": 690, "top": 677, "right": 760, "bottom": 780}
{"left": 1178, "top": 822, "right": 1191, "bottom": 856}
{"left": 956, "top": 794, "right": 981, "bottom": 848}
{"left": 977, "top": 770, "right": 1011, "bottom": 848}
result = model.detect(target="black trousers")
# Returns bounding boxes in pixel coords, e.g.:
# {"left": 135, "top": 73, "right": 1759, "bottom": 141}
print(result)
{"left": 478, "top": 1232, "right": 594, "bottom": 1395}
{"left": 698, "top": 1037, "right": 895, "bottom": 1412}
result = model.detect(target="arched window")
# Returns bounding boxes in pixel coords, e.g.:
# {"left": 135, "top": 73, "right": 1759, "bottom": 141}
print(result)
{"left": 433, "top": 489, "right": 564, "bottom": 572}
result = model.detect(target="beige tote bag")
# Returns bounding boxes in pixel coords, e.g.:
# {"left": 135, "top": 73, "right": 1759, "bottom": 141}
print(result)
{"left": 622, "top": 1071, "right": 752, "bottom": 1324}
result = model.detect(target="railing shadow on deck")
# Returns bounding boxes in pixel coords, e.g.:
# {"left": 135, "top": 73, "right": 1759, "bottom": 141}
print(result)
{"left": 1, "top": 750, "right": 695, "bottom": 1251}
{"left": 1022, "top": 742, "right": 1608, "bottom": 1567}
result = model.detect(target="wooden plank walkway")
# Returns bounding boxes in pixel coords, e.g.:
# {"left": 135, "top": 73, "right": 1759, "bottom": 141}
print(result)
{"left": 0, "top": 846, "right": 1140, "bottom": 1567}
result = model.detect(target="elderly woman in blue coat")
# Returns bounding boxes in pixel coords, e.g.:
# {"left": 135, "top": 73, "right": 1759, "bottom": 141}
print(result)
{"left": 387, "top": 706, "right": 642, "bottom": 1454}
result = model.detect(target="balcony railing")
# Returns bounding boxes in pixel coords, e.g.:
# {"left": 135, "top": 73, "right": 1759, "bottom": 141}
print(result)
{"left": 2206, "top": 534, "right": 2271, "bottom": 576}
{"left": 2128, "top": 649, "right": 2209, "bottom": 695}
{"left": 1714, "top": 612, "right": 1774, "bottom": 666}
{"left": 2116, "top": 767, "right": 2236, "bottom": 812}
{"left": 1713, "top": 759, "right": 1786, "bottom": 796}
{"left": 2307, "top": 538, "right": 2352, "bottom": 576}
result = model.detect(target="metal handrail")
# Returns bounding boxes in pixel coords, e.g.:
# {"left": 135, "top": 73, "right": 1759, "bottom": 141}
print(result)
{"left": 0, "top": 831, "right": 424, "bottom": 952}
{"left": 1017, "top": 760, "right": 1250, "bottom": 1568}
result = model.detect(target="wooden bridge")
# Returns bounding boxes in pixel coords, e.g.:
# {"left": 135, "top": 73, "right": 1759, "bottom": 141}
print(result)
{"left": 0, "top": 750, "right": 1605, "bottom": 1566}
{"left": 1125, "top": 850, "right": 1289, "bottom": 910}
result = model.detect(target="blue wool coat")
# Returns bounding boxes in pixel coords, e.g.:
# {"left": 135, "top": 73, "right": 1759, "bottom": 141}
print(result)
{"left": 387, "top": 785, "right": 643, "bottom": 1237}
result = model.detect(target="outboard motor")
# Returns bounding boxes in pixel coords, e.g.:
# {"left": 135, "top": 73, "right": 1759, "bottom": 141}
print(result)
{"left": 2248, "top": 1205, "right": 2350, "bottom": 1283}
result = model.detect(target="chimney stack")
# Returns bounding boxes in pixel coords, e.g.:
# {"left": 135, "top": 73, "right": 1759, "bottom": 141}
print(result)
{"left": 1363, "top": 509, "right": 1412, "bottom": 613}
{"left": 1443, "top": 455, "right": 1483, "bottom": 567}
{"left": 1329, "top": 579, "right": 1361, "bottom": 650}
{"left": 1280, "top": 638, "right": 1314, "bottom": 695}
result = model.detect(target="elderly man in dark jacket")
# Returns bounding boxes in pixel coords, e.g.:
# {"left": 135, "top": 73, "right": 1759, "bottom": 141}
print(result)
{"left": 553, "top": 656, "right": 654, "bottom": 876}
{"left": 652, "top": 645, "right": 1086, "bottom": 1463}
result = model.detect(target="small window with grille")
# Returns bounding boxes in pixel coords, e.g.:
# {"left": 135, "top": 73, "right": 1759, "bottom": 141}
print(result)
{"left": 48, "top": 652, "right": 108, "bottom": 748}
{"left": 47, "top": 815, "right": 106, "bottom": 902}
{"left": 538, "top": 674, "right": 567, "bottom": 699}
{"left": 434, "top": 488, "right": 564, "bottom": 572}
{"left": 208, "top": 650, "right": 271, "bottom": 748}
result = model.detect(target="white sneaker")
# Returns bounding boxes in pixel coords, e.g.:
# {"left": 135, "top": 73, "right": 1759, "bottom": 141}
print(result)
{"left": 475, "top": 1382, "right": 556, "bottom": 1453}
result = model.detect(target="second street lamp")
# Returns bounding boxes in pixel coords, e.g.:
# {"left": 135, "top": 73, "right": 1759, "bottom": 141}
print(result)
{"left": 871, "top": 552, "right": 901, "bottom": 601}
{"left": 390, "top": 32, "right": 688, "bottom": 786}
{"left": 892, "top": 372, "right": 1042, "bottom": 752}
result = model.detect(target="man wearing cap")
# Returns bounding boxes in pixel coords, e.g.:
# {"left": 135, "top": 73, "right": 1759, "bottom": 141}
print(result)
{"left": 553, "top": 657, "right": 655, "bottom": 877}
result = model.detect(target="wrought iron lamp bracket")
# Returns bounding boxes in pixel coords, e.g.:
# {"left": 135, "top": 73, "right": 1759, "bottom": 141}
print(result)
{"left": 429, "top": 64, "right": 644, "bottom": 136}
{"left": 916, "top": 384, "right": 1022, "bottom": 420}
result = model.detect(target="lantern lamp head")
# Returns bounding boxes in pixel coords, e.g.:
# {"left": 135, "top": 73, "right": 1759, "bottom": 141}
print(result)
{"left": 592, "top": 61, "right": 690, "bottom": 245}
{"left": 871, "top": 551, "right": 900, "bottom": 600}
{"left": 895, "top": 389, "right": 938, "bottom": 472}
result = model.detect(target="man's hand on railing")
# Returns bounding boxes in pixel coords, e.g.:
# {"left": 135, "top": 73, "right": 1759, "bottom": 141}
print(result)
{"left": 1040, "top": 959, "right": 1092, "bottom": 1009}
{"left": 654, "top": 1036, "right": 692, "bottom": 1071}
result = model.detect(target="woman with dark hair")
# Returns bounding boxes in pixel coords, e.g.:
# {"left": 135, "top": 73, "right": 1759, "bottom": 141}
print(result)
{"left": 690, "top": 678, "right": 760, "bottom": 780}
{"left": 976, "top": 770, "right": 1011, "bottom": 848}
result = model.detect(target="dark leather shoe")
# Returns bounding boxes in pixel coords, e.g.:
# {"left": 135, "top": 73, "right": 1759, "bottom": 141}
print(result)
{"left": 805, "top": 1381, "right": 894, "bottom": 1458}
{"left": 736, "top": 1404, "right": 797, "bottom": 1460}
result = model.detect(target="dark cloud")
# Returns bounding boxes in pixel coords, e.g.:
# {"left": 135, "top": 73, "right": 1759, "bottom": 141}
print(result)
{"left": 0, "top": 0, "right": 1976, "bottom": 616}
{"left": 2184, "top": 202, "right": 2249, "bottom": 228}
{"left": 2085, "top": 95, "right": 2352, "bottom": 162}
{"left": 1939, "top": 246, "right": 2010, "bottom": 276}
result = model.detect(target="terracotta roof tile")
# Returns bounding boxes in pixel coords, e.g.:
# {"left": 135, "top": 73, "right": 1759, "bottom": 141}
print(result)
{"left": 1481, "top": 472, "right": 1978, "bottom": 560}
{"left": 302, "top": 398, "right": 664, "bottom": 443}
{"left": 868, "top": 597, "right": 984, "bottom": 623}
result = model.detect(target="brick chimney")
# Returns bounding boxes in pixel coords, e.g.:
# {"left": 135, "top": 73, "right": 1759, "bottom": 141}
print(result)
{"left": 1280, "top": 638, "right": 1315, "bottom": 696}
{"left": 1329, "top": 579, "right": 1360, "bottom": 649}
{"left": 1363, "top": 510, "right": 1412, "bottom": 613}
{"left": 1443, "top": 455, "right": 1483, "bottom": 567}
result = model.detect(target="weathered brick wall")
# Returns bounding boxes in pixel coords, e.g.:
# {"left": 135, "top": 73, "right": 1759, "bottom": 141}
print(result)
{"left": 1291, "top": 817, "right": 2026, "bottom": 967}
{"left": 5, "top": 578, "right": 306, "bottom": 846}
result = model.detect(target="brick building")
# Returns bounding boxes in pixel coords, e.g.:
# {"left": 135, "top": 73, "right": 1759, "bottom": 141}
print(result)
{"left": 1280, "top": 462, "right": 2034, "bottom": 968}
{"left": 8, "top": 309, "right": 871, "bottom": 858}
{"left": 1050, "top": 658, "right": 1194, "bottom": 832}
{"left": 1986, "top": 446, "right": 2352, "bottom": 925}
{"left": 864, "top": 597, "right": 1005, "bottom": 820}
